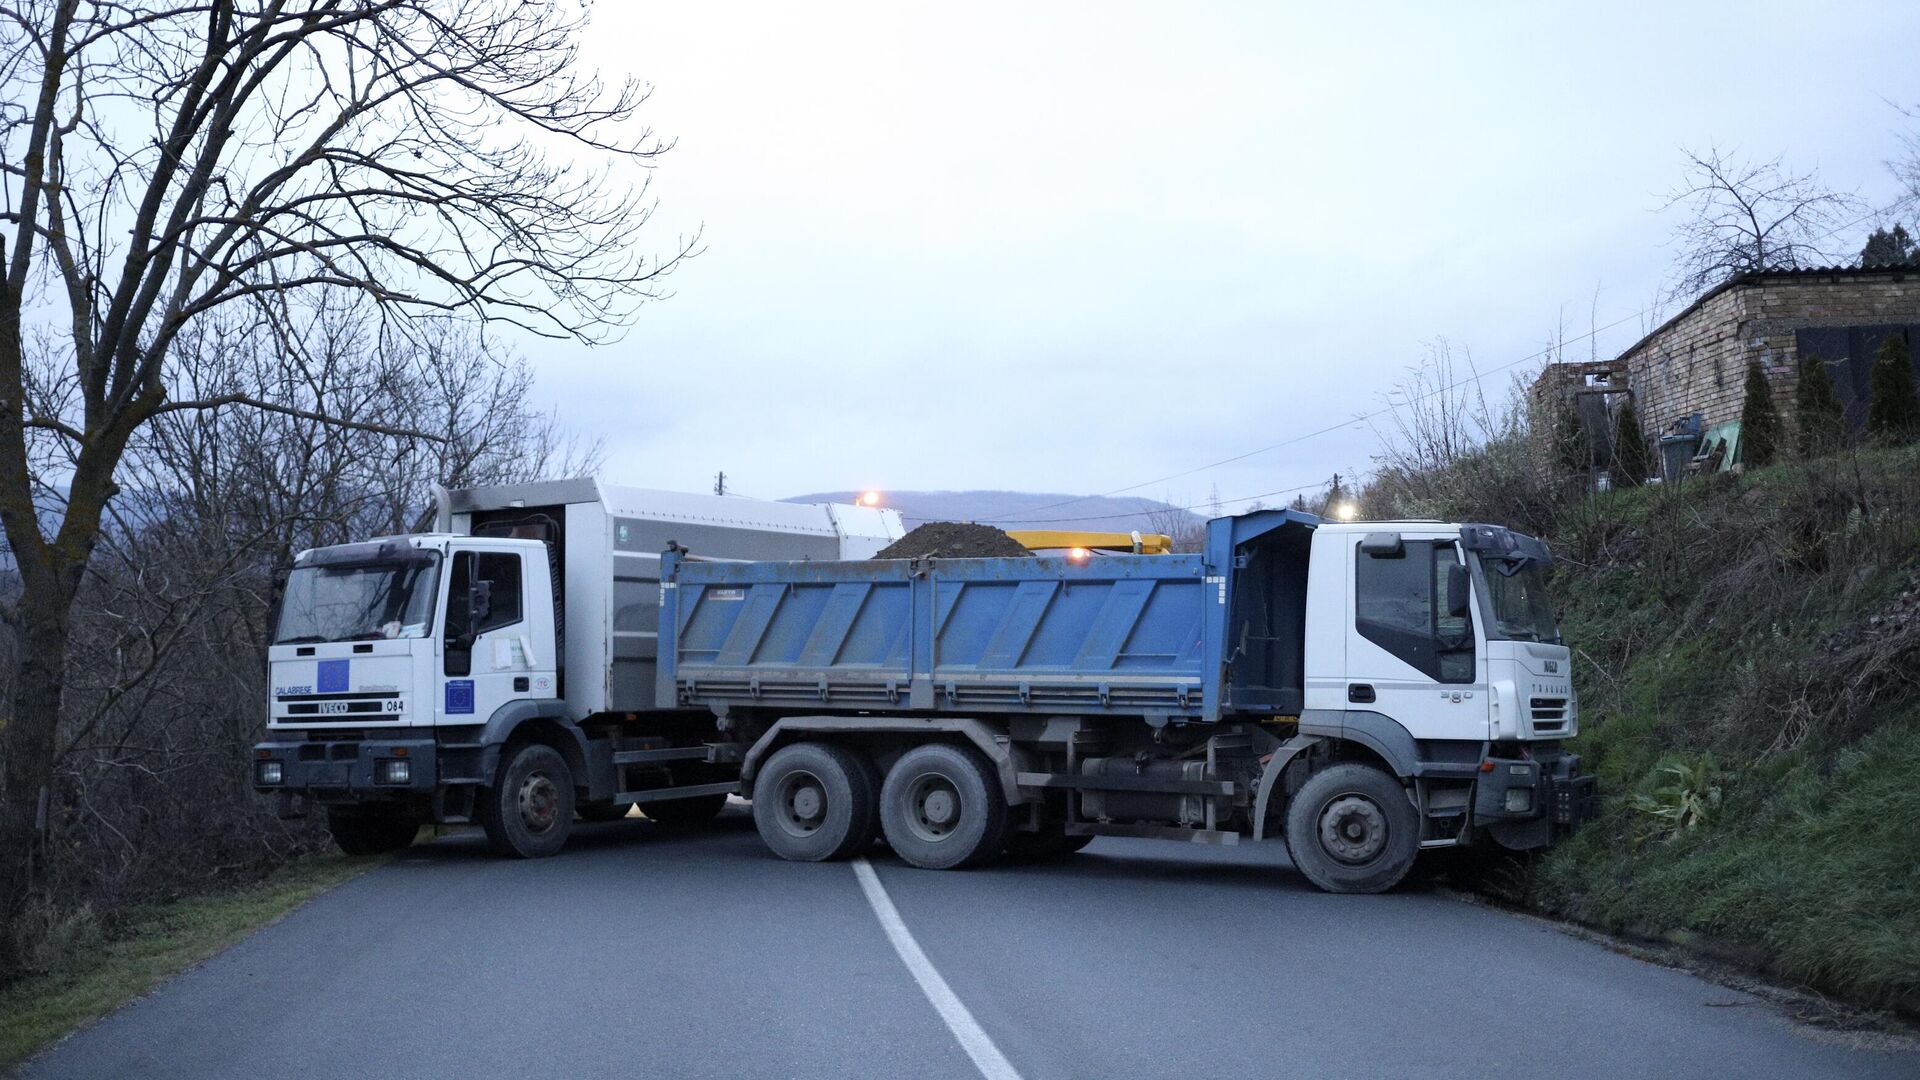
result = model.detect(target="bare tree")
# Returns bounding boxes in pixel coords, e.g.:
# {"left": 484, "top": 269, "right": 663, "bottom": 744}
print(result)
{"left": 1368, "top": 338, "right": 1500, "bottom": 480}
{"left": 1893, "top": 101, "right": 1920, "bottom": 213}
{"left": 0, "top": 0, "right": 684, "bottom": 961}
{"left": 1663, "top": 147, "right": 1862, "bottom": 299}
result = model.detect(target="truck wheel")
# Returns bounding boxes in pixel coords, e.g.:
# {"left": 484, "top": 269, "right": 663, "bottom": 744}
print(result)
{"left": 1283, "top": 763, "right": 1419, "bottom": 894}
{"left": 325, "top": 806, "right": 420, "bottom": 856}
{"left": 752, "top": 742, "right": 878, "bottom": 861}
{"left": 644, "top": 793, "right": 729, "bottom": 826}
{"left": 1003, "top": 827, "right": 1093, "bottom": 861}
{"left": 577, "top": 801, "right": 633, "bottom": 823}
{"left": 880, "top": 743, "right": 1008, "bottom": 870}
{"left": 481, "top": 743, "right": 576, "bottom": 858}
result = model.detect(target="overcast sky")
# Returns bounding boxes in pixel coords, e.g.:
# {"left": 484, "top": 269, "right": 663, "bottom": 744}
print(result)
{"left": 533, "top": 2, "right": 1919, "bottom": 520}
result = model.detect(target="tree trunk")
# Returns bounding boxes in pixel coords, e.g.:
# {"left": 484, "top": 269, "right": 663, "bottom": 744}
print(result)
{"left": 0, "top": 569, "right": 78, "bottom": 975}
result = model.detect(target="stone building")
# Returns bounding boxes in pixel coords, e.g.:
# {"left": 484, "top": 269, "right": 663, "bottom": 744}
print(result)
{"left": 1536, "top": 266, "right": 1919, "bottom": 480}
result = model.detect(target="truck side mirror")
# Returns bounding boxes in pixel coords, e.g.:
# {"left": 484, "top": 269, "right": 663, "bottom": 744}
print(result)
{"left": 1446, "top": 563, "right": 1471, "bottom": 619}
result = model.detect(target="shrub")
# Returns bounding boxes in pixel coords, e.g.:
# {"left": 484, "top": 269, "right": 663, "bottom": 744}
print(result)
{"left": 1866, "top": 334, "right": 1919, "bottom": 445}
{"left": 1610, "top": 400, "right": 1652, "bottom": 486}
{"left": 1739, "top": 359, "right": 1780, "bottom": 467}
{"left": 1793, "top": 353, "right": 1846, "bottom": 458}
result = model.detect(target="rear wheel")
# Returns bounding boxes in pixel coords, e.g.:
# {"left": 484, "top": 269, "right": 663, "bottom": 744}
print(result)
{"left": 752, "top": 742, "right": 878, "bottom": 861}
{"left": 880, "top": 743, "right": 1008, "bottom": 870}
{"left": 325, "top": 805, "right": 420, "bottom": 856}
{"left": 481, "top": 743, "right": 576, "bottom": 858}
{"left": 643, "top": 793, "right": 729, "bottom": 827}
{"left": 1283, "top": 763, "right": 1419, "bottom": 894}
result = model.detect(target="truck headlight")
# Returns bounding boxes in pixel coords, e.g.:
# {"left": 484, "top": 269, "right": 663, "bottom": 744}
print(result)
{"left": 258, "top": 761, "right": 283, "bottom": 785}
{"left": 1505, "top": 787, "right": 1533, "bottom": 813}
{"left": 377, "top": 759, "right": 411, "bottom": 785}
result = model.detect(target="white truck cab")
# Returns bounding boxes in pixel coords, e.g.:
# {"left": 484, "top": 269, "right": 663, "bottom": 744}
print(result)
{"left": 268, "top": 535, "right": 558, "bottom": 738}
{"left": 1302, "top": 521, "right": 1575, "bottom": 744}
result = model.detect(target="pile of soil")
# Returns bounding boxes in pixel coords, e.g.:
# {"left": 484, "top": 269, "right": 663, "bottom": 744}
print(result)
{"left": 874, "top": 522, "right": 1033, "bottom": 560}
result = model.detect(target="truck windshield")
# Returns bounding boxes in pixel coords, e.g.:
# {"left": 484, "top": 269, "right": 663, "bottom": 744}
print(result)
{"left": 274, "top": 557, "right": 441, "bottom": 645}
{"left": 1474, "top": 558, "right": 1560, "bottom": 644}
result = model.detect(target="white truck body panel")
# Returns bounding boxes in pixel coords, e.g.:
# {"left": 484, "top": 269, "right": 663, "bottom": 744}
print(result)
{"left": 446, "top": 478, "right": 905, "bottom": 722}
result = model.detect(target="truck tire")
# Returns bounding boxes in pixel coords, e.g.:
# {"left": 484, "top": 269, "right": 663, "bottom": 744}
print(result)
{"left": 481, "top": 743, "right": 576, "bottom": 858}
{"left": 752, "top": 742, "right": 878, "bottom": 861}
{"left": 577, "top": 800, "right": 633, "bottom": 823}
{"left": 1003, "top": 827, "right": 1093, "bottom": 861}
{"left": 1283, "top": 763, "right": 1419, "bottom": 894}
{"left": 644, "top": 793, "right": 728, "bottom": 827}
{"left": 879, "top": 743, "right": 1008, "bottom": 870}
{"left": 325, "top": 806, "right": 420, "bottom": 856}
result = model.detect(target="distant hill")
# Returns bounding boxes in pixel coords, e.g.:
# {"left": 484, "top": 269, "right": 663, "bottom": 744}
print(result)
{"left": 783, "top": 490, "right": 1203, "bottom": 535}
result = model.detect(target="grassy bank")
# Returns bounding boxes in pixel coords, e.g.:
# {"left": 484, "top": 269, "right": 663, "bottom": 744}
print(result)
{"left": 0, "top": 854, "right": 381, "bottom": 1072}
{"left": 1503, "top": 445, "right": 1920, "bottom": 1011}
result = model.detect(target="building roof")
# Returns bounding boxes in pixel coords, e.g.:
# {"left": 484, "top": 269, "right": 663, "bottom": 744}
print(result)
{"left": 1613, "top": 263, "right": 1917, "bottom": 362}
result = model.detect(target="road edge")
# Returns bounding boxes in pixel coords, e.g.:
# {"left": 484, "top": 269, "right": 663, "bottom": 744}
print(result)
{"left": 1436, "top": 885, "right": 1920, "bottom": 1052}
{"left": 1, "top": 852, "right": 386, "bottom": 1076}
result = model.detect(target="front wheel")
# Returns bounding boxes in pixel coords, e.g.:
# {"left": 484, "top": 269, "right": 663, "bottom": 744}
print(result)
{"left": 481, "top": 743, "right": 576, "bottom": 858}
{"left": 325, "top": 805, "right": 420, "bottom": 856}
{"left": 1283, "top": 763, "right": 1419, "bottom": 894}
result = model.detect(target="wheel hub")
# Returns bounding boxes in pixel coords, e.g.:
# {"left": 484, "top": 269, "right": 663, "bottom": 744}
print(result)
{"left": 791, "top": 785, "right": 824, "bottom": 821}
{"left": 906, "top": 774, "right": 962, "bottom": 841}
{"left": 774, "top": 771, "right": 827, "bottom": 837}
{"left": 518, "top": 771, "right": 558, "bottom": 834}
{"left": 922, "top": 789, "right": 957, "bottom": 827}
{"left": 1319, "top": 794, "right": 1388, "bottom": 864}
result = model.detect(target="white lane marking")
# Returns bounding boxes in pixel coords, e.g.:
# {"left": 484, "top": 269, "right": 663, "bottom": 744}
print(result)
{"left": 851, "top": 857, "right": 1024, "bottom": 1080}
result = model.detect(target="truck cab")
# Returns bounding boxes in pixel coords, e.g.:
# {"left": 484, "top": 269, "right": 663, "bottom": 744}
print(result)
{"left": 259, "top": 534, "right": 561, "bottom": 853}
{"left": 252, "top": 478, "right": 902, "bottom": 857}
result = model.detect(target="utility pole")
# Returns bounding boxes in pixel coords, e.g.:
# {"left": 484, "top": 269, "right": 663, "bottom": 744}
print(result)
{"left": 714, "top": 471, "right": 727, "bottom": 496}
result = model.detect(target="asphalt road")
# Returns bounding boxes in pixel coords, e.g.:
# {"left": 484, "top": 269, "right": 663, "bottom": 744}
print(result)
{"left": 22, "top": 807, "right": 1919, "bottom": 1080}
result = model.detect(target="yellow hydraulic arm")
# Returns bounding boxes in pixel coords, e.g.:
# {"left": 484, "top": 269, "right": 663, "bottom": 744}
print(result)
{"left": 1003, "top": 530, "right": 1174, "bottom": 555}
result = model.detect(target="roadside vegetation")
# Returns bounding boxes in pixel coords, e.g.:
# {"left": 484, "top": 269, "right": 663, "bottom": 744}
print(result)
{"left": 1365, "top": 369, "right": 1920, "bottom": 1011}
{"left": 0, "top": 854, "right": 383, "bottom": 1071}
{"left": 1526, "top": 448, "right": 1920, "bottom": 1012}
{"left": 1351, "top": 123, "right": 1920, "bottom": 1013}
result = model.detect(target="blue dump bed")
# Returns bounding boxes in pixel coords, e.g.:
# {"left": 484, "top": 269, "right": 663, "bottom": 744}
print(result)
{"left": 658, "top": 510, "right": 1318, "bottom": 723}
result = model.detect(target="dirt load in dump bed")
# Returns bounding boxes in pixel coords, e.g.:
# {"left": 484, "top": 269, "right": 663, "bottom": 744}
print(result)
{"left": 873, "top": 522, "right": 1034, "bottom": 560}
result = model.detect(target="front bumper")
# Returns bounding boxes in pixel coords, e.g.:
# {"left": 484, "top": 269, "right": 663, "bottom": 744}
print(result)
{"left": 251, "top": 733, "right": 438, "bottom": 799}
{"left": 1471, "top": 751, "right": 1597, "bottom": 847}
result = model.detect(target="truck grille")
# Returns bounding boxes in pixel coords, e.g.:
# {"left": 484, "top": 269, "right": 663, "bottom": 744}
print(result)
{"left": 1530, "top": 697, "right": 1569, "bottom": 733}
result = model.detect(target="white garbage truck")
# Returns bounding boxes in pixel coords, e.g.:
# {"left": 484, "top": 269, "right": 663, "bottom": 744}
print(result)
{"left": 253, "top": 480, "right": 1595, "bottom": 893}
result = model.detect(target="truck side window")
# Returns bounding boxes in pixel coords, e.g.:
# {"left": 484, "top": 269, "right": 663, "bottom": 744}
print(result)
{"left": 474, "top": 553, "right": 523, "bottom": 633}
{"left": 1355, "top": 540, "right": 1474, "bottom": 684}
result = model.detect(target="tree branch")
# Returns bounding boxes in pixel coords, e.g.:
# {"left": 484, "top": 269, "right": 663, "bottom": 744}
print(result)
{"left": 153, "top": 392, "right": 447, "bottom": 441}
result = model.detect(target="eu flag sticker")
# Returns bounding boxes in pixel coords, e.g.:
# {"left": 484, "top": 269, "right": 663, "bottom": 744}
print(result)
{"left": 317, "top": 659, "right": 349, "bottom": 694}
{"left": 445, "top": 679, "right": 475, "bottom": 715}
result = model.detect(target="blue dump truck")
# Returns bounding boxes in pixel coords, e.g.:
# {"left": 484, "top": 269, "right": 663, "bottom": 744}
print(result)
{"left": 254, "top": 479, "right": 1594, "bottom": 893}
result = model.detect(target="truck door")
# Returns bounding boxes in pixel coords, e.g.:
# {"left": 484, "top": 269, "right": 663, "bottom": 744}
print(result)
{"left": 440, "top": 548, "right": 538, "bottom": 723}
{"left": 1344, "top": 538, "right": 1489, "bottom": 741}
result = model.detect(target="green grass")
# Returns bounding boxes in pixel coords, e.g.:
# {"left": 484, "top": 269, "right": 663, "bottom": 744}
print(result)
{"left": 1534, "top": 716, "right": 1920, "bottom": 1007}
{"left": 1513, "top": 444, "right": 1920, "bottom": 1012}
{"left": 0, "top": 855, "right": 381, "bottom": 1073}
